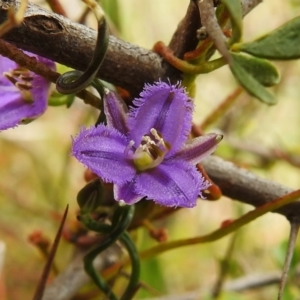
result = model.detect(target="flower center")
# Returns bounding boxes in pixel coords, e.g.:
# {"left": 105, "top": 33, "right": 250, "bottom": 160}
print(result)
{"left": 126, "top": 128, "right": 170, "bottom": 171}
{"left": 3, "top": 67, "right": 34, "bottom": 103}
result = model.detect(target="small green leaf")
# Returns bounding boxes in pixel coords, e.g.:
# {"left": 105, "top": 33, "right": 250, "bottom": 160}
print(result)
{"left": 231, "top": 52, "right": 280, "bottom": 86}
{"left": 221, "top": 0, "right": 242, "bottom": 44}
{"left": 230, "top": 53, "right": 277, "bottom": 105}
{"left": 236, "top": 16, "right": 300, "bottom": 60}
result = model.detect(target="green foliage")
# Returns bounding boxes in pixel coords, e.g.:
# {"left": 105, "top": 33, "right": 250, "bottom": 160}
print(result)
{"left": 229, "top": 52, "right": 277, "bottom": 105}
{"left": 230, "top": 52, "right": 280, "bottom": 87}
{"left": 228, "top": 15, "right": 300, "bottom": 104}
{"left": 237, "top": 16, "right": 300, "bottom": 60}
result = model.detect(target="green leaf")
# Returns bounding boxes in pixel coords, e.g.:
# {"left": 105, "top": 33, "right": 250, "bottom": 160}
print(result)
{"left": 230, "top": 53, "right": 277, "bottom": 105}
{"left": 231, "top": 52, "right": 280, "bottom": 86}
{"left": 222, "top": 0, "right": 243, "bottom": 44}
{"left": 236, "top": 16, "right": 300, "bottom": 60}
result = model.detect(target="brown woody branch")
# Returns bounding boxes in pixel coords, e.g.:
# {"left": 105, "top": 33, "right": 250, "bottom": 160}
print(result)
{"left": 202, "top": 156, "right": 299, "bottom": 221}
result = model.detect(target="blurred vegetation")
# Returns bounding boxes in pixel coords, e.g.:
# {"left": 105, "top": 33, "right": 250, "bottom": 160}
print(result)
{"left": 1, "top": 0, "right": 300, "bottom": 299}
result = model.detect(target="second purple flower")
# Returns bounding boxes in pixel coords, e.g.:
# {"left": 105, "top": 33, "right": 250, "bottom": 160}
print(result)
{"left": 0, "top": 53, "right": 55, "bottom": 131}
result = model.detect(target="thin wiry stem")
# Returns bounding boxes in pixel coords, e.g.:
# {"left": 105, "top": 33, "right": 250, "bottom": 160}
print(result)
{"left": 211, "top": 233, "right": 238, "bottom": 298}
{"left": 32, "top": 205, "right": 69, "bottom": 300}
{"left": 277, "top": 221, "right": 300, "bottom": 300}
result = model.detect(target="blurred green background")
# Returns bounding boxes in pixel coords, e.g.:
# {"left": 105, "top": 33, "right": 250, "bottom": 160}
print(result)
{"left": 1, "top": 0, "right": 300, "bottom": 299}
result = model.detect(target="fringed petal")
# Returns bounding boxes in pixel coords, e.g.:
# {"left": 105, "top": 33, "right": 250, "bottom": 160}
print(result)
{"left": 135, "top": 159, "right": 209, "bottom": 207}
{"left": 114, "top": 179, "right": 144, "bottom": 204}
{"left": 128, "top": 81, "right": 193, "bottom": 154}
{"left": 72, "top": 125, "right": 136, "bottom": 184}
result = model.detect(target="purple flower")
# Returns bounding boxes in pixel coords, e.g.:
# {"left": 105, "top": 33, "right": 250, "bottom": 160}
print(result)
{"left": 0, "top": 54, "right": 55, "bottom": 131}
{"left": 72, "top": 81, "right": 222, "bottom": 208}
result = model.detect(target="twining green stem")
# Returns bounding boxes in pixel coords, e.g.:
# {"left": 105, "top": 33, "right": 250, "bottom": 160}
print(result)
{"left": 92, "top": 79, "right": 105, "bottom": 102}
{"left": 81, "top": 205, "right": 137, "bottom": 300}
{"left": 56, "top": 0, "right": 109, "bottom": 94}
{"left": 138, "top": 190, "right": 300, "bottom": 260}
{"left": 119, "top": 232, "right": 140, "bottom": 300}
{"left": 84, "top": 251, "right": 117, "bottom": 300}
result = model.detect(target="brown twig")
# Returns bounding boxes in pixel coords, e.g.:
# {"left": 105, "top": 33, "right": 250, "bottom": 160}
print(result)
{"left": 277, "top": 221, "right": 300, "bottom": 300}
{"left": 32, "top": 205, "right": 69, "bottom": 300}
